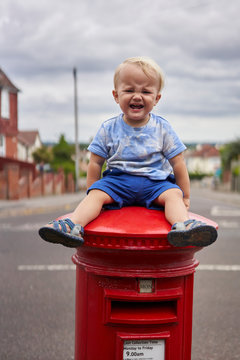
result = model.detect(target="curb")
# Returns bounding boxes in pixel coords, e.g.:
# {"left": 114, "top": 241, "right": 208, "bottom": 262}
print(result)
{"left": 0, "top": 193, "right": 85, "bottom": 219}
{"left": 0, "top": 202, "right": 78, "bottom": 218}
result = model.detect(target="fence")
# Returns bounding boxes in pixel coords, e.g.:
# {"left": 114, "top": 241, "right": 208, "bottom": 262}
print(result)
{"left": 0, "top": 162, "right": 75, "bottom": 200}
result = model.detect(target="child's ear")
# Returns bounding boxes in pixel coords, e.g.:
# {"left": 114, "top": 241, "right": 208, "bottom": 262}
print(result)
{"left": 112, "top": 90, "right": 119, "bottom": 103}
{"left": 154, "top": 93, "right": 161, "bottom": 106}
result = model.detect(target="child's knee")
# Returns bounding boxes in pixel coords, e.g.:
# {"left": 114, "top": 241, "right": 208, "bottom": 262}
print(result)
{"left": 165, "top": 188, "right": 183, "bottom": 201}
{"left": 156, "top": 188, "right": 183, "bottom": 205}
{"left": 88, "top": 189, "right": 113, "bottom": 204}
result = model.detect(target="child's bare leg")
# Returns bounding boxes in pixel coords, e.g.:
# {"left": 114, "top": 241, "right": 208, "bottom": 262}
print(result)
{"left": 154, "top": 188, "right": 217, "bottom": 247}
{"left": 70, "top": 189, "right": 114, "bottom": 227}
{"left": 154, "top": 188, "right": 188, "bottom": 225}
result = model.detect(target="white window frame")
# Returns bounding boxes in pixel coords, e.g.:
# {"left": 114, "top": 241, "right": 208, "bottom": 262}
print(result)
{"left": 1, "top": 88, "right": 10, "bottom": 119}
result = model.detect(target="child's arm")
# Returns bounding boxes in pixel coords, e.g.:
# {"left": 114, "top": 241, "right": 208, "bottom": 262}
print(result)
{"left": 169, "top": 153, "right": 190, "bottom": 210}
{"left": 87, "top": 152, "right": 106, "bottom": 189}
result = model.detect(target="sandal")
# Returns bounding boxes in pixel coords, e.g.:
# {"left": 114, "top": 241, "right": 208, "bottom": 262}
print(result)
{"left": 38, "top": 218, "right": 84, "bottom": 248}
{"left": 167, "top": 219, "right": 217, "bottom": 247}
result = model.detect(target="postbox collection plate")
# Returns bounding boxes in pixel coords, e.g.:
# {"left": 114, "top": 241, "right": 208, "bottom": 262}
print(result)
{"left": 123, "top": 339, "right": 165, "bottom": 360}
{"left": 138, "top": 279, "right": 154, "bottom": 293}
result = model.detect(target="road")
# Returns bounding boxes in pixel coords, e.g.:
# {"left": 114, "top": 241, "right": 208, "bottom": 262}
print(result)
{"left": 0, "top": 187, "right": 239, "bottom": 360}
{"left": 190, "top": 187, "right": 240, "bottom": 360}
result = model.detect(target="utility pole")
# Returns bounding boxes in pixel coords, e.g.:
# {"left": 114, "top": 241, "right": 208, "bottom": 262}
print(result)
{"left": 73, "top": 67, "right": 79, "bottom": 192}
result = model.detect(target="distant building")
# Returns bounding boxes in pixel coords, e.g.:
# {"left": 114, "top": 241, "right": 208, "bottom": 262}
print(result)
{"left": 185, "top": 144, "right": 221, "bottom": 174}
{"left": 0, "top": 68, "right": 19, "bottom": 158}
{"left": 18, "top": 130, "right": 42, "bottom": 162}
{"left": 0, "top": 68, "right": 42, "bottom": 162}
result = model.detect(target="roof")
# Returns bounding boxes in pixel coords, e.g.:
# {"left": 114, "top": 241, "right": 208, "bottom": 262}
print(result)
{"left": 0, "top": 68, "right": 20, "bottom": 93}
{"left": 18, "top": 130, "right": 41, "bottom": 147}
{"left": 189, "top": 144, "right": 220, "bottom": 158}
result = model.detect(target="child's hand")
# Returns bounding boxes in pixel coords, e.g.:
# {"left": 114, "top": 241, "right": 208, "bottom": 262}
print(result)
{"left": 183, "top": 197, "right": 190, "bottom": 210}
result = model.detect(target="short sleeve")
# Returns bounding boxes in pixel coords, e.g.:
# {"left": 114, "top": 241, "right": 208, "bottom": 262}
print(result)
{"left": 161, "top": 121, "right": 186, "bottom": 160}
{"left": 87, "top": 125, "right": 108, "bottom": 159}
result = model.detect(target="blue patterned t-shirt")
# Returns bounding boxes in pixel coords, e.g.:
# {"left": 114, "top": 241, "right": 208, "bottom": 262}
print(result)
{"left": 88, "top": 113, "right": 186, "bottom": 180}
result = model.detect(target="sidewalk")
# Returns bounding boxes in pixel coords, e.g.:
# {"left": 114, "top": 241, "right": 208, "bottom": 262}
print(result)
{"left": 0, "top": 192, "right": 85, "bottom": 218}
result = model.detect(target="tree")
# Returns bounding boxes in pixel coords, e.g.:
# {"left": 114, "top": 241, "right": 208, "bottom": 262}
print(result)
{"left": 50, "top": 134, "right": 75, "bottom": 176}
{"left": 32, "top": 145, "right": 53, "bottom": 164}
{"left": 220, "top": 139, "right": 240, "bottom": 171}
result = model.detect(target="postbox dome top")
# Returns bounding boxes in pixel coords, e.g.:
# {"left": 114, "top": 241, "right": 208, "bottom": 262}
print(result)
{"left": 82, "top": 206, "right": 217, "bottom": 250}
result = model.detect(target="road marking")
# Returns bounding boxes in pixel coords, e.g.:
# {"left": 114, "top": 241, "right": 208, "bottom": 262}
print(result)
{"left": 211, "top": 206, "right": 240, "bottom": 217}
{"left": 198, "top": 264, "right": 240, "bottom": 271}
{"left": 17, "top": 264, "right": 240, "bottom": 272}
{"left": 217, "top": 220, "right": 239, "bottom": 228}
{"left": 0, "top": 223, "right": 43, "bottom": 231}
{"left": 18, "top": 264, "right": 76, "bottom": 271}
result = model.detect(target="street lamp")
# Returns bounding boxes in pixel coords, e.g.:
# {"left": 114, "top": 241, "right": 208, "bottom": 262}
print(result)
{"left": 73, "top": 67, "right": 79, "bottom": 192}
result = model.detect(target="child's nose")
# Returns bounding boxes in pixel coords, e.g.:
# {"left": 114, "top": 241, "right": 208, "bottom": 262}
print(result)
{"left": 132, "top": 92, "right": 142, "bottom": 100}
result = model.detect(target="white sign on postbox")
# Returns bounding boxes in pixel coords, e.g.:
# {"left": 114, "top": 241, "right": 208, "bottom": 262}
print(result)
{"left": 123, "top": 339, "right": 165, "bottom": 360}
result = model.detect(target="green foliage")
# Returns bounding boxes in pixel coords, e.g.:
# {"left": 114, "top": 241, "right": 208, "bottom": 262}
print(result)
{"left": 32, "top": 145, "right": 53, "bottom": 164}
{"left": 220, "top": 138, "right": 240, "bottom": 171}
{"left": 51, "top": 134, "right": 74, "bottom": 162}
{"left": 79, "top": 170, "right": 87, "bottom": 177}
{"left": 232, "top": 165, "right": 240, "bottom": 177}
{"left": 50, "top": 134, "right": 75, "bottom": 176}
{"left": 33, "top": 135, "right": 90, "bottom": 178}
{"left": 101, "top": 161, "right": 107, "bottom": 175}
{"left": 189, "top": 172, "right": 213, "bottom": 180}
{"left": 79, "top": 143, "right": 89, "bottom": 150}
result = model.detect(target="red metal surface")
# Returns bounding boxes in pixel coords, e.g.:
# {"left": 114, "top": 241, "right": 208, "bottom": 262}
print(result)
{"left": 84, "top": 206, "right": 217, "bottom": 239}
{"left": 71, "top": 207, "right": 217, "bottom": 360}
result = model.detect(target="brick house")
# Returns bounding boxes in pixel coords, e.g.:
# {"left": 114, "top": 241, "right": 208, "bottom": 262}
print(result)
{"left": 0, "top": 69, "right": 42, "bottom": 161}
{"left": 0, "top": 69, "right": 74, "bottom": 199}
{"left": 0, "top": 68, "right": 19, "bottom": 158}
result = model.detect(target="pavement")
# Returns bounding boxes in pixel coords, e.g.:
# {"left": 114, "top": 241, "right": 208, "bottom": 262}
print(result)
{"left": 0, "top": 186, "right": 239, "bottom": 219}
{"left": 0, "top": 191, "right": 86, "bottom": 218}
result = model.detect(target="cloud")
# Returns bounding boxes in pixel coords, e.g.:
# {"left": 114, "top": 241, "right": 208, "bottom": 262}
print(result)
{"left": 0, "top": 0, "right": 239, "bottom": 143}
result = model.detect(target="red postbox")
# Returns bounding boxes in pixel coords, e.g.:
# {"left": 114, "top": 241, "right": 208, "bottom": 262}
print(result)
{"left": 72, "top": 207, "right": 217, "bottom": 360}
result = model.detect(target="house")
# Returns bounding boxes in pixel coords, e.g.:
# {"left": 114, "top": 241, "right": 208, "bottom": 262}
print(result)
{"left": 185, "top": 144, "right": 221, "bottom": 174}
{"left": 0, "top": 68, "right": 42, "bottom": 161}
{"left": 0, "top": 68, "right": 75, "bottom": 199}
{"left": 0, "top": 68, "right": 20, "bottom": 158}
{"left": 18, "top": 130, "right": 42, "bottom": 162}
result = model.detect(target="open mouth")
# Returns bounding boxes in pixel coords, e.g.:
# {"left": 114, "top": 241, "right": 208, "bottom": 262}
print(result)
{"left": 130, "top": 104, "right": 144, "bottom": 109}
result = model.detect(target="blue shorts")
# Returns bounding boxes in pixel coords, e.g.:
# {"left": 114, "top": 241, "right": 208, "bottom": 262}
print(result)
{"left": 87, "top": 169, "right": 181, "bottom": 210}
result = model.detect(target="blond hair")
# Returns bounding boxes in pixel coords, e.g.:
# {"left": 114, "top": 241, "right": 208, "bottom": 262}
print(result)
{"left": 113, "top": 56, "right": 165, "bottom": 93}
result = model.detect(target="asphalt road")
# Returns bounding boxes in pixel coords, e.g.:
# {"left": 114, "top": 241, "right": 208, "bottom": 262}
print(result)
{"left": 0, "top": 187, "right": 239, "bottom": 360}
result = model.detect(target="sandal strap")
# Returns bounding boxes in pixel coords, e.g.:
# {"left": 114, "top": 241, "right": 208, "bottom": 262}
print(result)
{"left": 71, "top": 224, "right": 84, "bottom": 237}
{"left": 171, "top": 219, "right": 206, "bottom": 231}
{"left": 48, "top": 220, "right": 67, "bottom": 232}
{"left": 63, "top": 218, "right": 76, "bottom": 230}
{"left": 171, "top": 222, "right": 185, "bottom": 230}
{"left": 49, "top": 218, "right": 79, "bottom": 234}
{"left": 183, "top": 219, "right": 206, "bottom": 229}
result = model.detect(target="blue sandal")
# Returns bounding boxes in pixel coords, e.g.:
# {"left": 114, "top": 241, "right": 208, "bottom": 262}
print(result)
{"left": 167, "top": 219, "right": 217, "bottom": 247}
{"left": 39, "top": 218, "right": 84, "bottom": 248}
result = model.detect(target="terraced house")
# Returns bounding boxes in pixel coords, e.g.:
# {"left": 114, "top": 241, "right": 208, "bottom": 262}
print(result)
{"left": 0, "top": 68, "right": 19, "bottom": 158}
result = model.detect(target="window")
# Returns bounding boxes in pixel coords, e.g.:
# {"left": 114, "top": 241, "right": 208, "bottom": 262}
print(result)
{"left": 0, "top": 134, "right": 6, "bottom": 156}
{"left": 1, "top": 88, "right": 10, "bottom": 118}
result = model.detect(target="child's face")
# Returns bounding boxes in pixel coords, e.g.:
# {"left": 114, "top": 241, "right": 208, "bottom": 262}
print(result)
{"left": 112, "top": 64, "right": 161, "bottom": 127}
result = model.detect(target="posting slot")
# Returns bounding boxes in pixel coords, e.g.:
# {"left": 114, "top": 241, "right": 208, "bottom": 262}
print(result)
{"left": 109, "top": 299, "right": 178, "bottom": 325}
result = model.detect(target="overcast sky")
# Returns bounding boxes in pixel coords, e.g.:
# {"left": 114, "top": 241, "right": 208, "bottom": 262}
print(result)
{"left": 0, "top": 0, "right": 239, "bottom": 144}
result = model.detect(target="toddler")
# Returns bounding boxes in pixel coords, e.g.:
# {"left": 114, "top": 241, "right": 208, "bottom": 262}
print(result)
{"left": 39, "top": 56, "right": 217, "bottom": 248}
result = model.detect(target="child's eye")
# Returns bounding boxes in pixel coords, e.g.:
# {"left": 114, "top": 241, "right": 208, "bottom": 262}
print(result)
{"left": 125, "top": 89, "right": 133, "bottom": 93}
{"left": 143, "top": 90, "right": 151, "bottom": 94}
